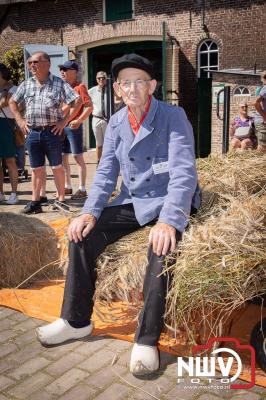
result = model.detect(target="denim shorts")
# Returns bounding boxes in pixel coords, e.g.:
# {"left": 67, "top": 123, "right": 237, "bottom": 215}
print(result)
{"left": 25, "top": 128, "right": 63, "bottom": 168}
{"left": 62, "top": 125, "right": 83, "bottom": 155}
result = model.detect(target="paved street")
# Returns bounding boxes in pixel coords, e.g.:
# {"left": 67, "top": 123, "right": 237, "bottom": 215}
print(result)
{"left": 0, "top": 152, "right": 265, "bottom": 399}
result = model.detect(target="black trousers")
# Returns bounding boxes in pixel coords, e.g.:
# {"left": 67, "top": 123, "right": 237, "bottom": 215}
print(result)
{"left": 61, "top": 204, "right": 181, "bottom": 346}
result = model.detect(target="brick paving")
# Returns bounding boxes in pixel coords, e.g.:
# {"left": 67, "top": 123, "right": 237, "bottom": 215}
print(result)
{"left": 1, "top": 153, "right": 266, "bottom": 399}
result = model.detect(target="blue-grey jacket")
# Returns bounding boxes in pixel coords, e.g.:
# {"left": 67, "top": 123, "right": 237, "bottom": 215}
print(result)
{"left": 82, "top": 96, "right": 200, "bottom": 233}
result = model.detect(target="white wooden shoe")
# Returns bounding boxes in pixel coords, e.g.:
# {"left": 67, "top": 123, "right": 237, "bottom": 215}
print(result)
{"left": 36, "top": 318, "right": 93, "bottom": 346}
{"left": 130, "top": 343, "right": 159, "bottom": 375}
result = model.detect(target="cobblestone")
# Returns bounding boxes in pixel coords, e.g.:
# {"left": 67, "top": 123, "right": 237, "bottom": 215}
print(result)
{"left": 86, "top": 364, "right": 126, "bottom": 390}
{"left": 45, "top": 352, "right": 85, "bottom": 376}
{"left": 45, "top": 368, "right": 89, "bottom": 397}
{"left": 9, "top": 357, "right": 50, "bottom": 380}
{"left": 0, "top": 376, "right": 16, "bottom": 391}
{"left": 231, "top": 392, "right": 261, "bottom": 400}
{"left": 197, "top": 394, "right": 221, "bottom": 400}
{"left": 79, "top": 349, "right": 115, "bottom": 373}
{"left": 57, "top": 384, "right": 97, "bottom": 400}
{"left": 7, "top": 372, "right": 53, "bottom": 399}
{"left": 0, "top": 343, "right": 17, "bottom": 359}
{"left": 0, "top": 308, "right": 16, "bottom": 318}
{"left": 0, "top": 330, "right": 18, "bottom": 343}
{"left": 93, "top": 382, "right": 132, "bottom": 400}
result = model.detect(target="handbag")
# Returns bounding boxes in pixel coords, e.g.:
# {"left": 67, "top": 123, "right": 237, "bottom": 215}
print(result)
{"left": 0, "top": 106, "right": 25, "bottom": 147}
{"left": 234, "top": 121, "right": 255, "bottom": 140}
{"left": 13, "top": 124, "right": 25, "bottom": 146}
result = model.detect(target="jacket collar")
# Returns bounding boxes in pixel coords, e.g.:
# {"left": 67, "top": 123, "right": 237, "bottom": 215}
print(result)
{"left": 110, "top": 96, "right": 158, "bottom": 147}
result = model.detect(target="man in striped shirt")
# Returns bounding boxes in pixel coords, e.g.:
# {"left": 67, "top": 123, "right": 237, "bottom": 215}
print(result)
{"left": 9, "top": 51, "right": 81, "bottom": 214}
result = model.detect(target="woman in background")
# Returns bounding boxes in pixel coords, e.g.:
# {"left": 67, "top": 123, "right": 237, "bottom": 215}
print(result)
{"left": 0, "top": 63, "right": 19, "bottom": 204}
{"left": 229, "top": 102, "right": 257, "bottom": 151}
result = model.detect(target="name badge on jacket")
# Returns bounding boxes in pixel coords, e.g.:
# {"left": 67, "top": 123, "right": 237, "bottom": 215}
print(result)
{"left": 152, "top": 161, "right": 169, "bottom": 175}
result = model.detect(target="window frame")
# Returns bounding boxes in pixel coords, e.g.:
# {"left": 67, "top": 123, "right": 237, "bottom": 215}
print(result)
{"left": 103, "top": 0, "right": 134, "bottom": 23}
{"left": 197, "top": 39, "right": 219, "bottom": 78}
{"left": 233, "top": 86, "right": 251, "bottom": 96}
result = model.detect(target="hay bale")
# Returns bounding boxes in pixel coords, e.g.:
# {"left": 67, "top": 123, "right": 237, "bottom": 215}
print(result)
{"left": 95, "top": 227, "right": 150, "bottom": 303}
{"left": 196, "top": 151, "right": 266, "bottom": 220}
{"left": 165, "top": 195, "right": 266, "bottom": 342}
{"left": 0, "top": 213, "right": 60, "bottom": 288}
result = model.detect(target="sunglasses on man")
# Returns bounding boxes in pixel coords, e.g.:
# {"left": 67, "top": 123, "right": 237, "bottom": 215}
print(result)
{"left": 28, "top": 59, "right": 48, "bottom": 65}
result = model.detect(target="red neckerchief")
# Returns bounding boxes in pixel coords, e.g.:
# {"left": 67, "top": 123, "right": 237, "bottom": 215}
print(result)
{"left": 128, "top": 96, "right": 152, "bottom": 135}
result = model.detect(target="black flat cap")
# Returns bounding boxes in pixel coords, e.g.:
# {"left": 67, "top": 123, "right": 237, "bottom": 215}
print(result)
{"left": 111, "top": 53, "right": 154, "bottom": 80}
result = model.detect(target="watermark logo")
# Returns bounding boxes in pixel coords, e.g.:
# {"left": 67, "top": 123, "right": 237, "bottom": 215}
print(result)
{"left": 177, "top": 337, "right": 255, "bottom": 390}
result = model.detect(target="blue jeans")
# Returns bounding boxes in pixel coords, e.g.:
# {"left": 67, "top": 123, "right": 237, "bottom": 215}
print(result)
{"left": 16, "top": 145, "right": 25, "bottom": 169}
{"left": 26, "top": 128, "right": 63, "bottom": 168}
{"left": 62, "top": 125, "right": 83, "bottom": 155}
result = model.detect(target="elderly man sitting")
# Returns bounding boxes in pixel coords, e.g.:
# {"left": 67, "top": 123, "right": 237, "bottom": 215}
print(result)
{"left": 36, "top": 54, "right": 200, "bottom": 376}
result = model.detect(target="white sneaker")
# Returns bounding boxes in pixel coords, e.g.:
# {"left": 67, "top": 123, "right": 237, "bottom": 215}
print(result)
{"left": 130, "top": 343, "right": 159, "bottom": 375}
{"left": 6, "top": 192, "right": 19, "bottom": 205}
{"left": 36, "top": 318, "right": 93, "bottom": 346}
{"left": 0, "top": 193, "right": 6, "bottom": 202}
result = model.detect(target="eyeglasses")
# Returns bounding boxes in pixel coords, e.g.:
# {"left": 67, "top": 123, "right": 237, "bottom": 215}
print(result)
{"left": 28, "top": 59, "right": 47, "bottom": 65}
{"left": 240, "top": 105, "right": 248, "bottom": 108}
{"left": 118, "top": 79, "right": 151, "bottom": 90}
{"left": 97, "top": 77, "right": 106, "bottom": 80}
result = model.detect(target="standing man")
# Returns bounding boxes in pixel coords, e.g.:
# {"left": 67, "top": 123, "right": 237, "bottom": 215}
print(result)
{"left": 36, "top": 54, "right": 200, "bottom": 376}
{"left": 88, "top": 71, "right": 107, "bottom": 164}
{"left": 59, "top": 61, "right": 93, "bottom": 199}
{"left": 254, "top": 70, "right": 266, "bottom": 153}
{"left": 9, "top": 52, "right": 81, "bottom": 214}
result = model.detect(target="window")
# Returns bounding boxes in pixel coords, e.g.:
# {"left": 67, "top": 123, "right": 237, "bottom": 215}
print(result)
{"left": 197, "top": 40, "right": 219, "bottom": 78}
{"left": 104, "top": 0, "right": 133, "bottom": 22}
{"left": 233, "top": 86, "right": 250, "bottom": 96}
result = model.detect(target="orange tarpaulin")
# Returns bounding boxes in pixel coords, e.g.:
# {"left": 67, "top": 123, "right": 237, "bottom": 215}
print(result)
{"left": 0, "top": 279, "right": 265, "bottom": 388}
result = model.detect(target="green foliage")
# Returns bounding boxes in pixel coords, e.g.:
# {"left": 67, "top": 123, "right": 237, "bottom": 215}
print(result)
{"left": 2, "top": 45, "right": 24, "bottom": 85}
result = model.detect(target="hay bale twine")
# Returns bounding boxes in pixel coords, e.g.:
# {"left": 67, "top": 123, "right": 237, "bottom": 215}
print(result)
{"left": 0, "top": 213, "right": 60, "bottom": 288}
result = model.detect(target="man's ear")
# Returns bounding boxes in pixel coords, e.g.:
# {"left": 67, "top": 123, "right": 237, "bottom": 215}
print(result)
{"left": 113, "top": 82, "right": 121, "bottom": 96}
{"left": 148, "top": 79, "right": 157, "bottom": 95}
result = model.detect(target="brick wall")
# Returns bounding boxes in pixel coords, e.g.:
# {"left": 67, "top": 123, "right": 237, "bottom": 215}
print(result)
{"left": 0, "top": 0, "right": 265, "bottom": 151}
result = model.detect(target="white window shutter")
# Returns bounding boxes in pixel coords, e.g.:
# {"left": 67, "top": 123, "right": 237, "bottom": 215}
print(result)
{"left": 23, "top": 44, "right": 69, "bottom": 78}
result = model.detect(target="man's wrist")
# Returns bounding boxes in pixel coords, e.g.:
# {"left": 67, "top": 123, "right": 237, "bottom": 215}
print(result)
{"left": 82, "top": 213, "right": 97, "bottom": 223}
{"left": 15, "top": 116, "right": 24, "bottom": 124}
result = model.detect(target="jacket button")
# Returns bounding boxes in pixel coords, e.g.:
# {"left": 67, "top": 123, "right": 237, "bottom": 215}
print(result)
{"left": 129, "top": 157, "right": 135, "bottom": 161}
{"left": 146, "top": 178, "right": 150, "bottom": 182}
{"left": 146, "top": 156, "right": 151, "bottom": 160}
{"left": 130, "top": 177, "right": 135, "bottom": 182}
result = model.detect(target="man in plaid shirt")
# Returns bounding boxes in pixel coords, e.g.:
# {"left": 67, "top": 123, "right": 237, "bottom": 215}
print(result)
{"left": 9, "top": 51, "right": 81, "bottom": 214}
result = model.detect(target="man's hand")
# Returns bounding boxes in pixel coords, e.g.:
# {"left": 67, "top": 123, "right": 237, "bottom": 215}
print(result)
{"left": 51, "top": 119, "right": 67, "bottom": 135}
{"left": 69, "top": 119, "right": 81, "bottom": 129}
{"left": 149, "top": 222, "right": 176, "bottom": 256}
{"left": 68, "top": 214, "right": 97, "bottom": 243}
{"left": 16, "top": 117, "right": 29, "bottom": 135}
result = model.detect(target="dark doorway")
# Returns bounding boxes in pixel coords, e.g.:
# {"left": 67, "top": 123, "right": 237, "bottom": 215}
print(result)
{"left": 87, "top": 41, "right": 162, "bottom": 148}
{"left": 197, "top": 77, "right": 212, "bottom": 157}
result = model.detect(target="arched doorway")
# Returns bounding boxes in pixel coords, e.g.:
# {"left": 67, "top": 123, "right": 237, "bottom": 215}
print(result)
{"left": 87, "top": 40, "right": 162, "bottom": 148}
